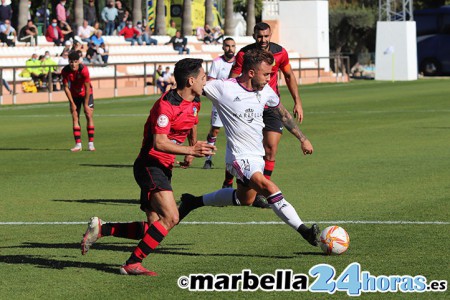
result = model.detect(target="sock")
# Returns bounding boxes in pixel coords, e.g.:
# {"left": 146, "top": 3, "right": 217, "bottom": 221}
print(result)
{"left": 297, "top": 224, "right": 312, "bottom": 240}
{"left": 101, "top": 221, "right": 149, "bottom": 240}
{"left": 73, "top": 126, "right": 81, "bottom": 144}
{"left": 203, "top": 188, "right": 239, "bottom": 206}
{"left": 267, "top": 192, "right": 303, "bottom": 230}
{"left": 127, "top": 221, "right": 168, "bottom": 264}
{"left": 222, "top": 170, "right": 234, "bottom": 187}
{"left": 87, "top": 126, "right": 95, "bottom": 142}
{"left": 205, "top": 133, "right": 217, "bottom": 161}
{"left": 263, "top": 158, "right": 276, "bottom": 180}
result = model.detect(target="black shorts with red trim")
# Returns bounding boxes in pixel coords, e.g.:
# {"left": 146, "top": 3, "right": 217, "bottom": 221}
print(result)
{"left": 263, "top": 107, "right": 283, "bottom": 134}
{"left": 73, "top": 94, "right": 94, "bottom": 110}
{"left": 133, "top": 157, "right": 173, "bottom": 212}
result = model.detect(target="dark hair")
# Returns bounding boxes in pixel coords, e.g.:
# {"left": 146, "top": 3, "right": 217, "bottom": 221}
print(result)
{"left": 242, "top": 49, "right": 274, "bottom": 73}
{"left": 223, "top": 37, "right": 234, "bottom": 44}
{"left": 68, "top": 51, "right": 80, "bottom": 61}
{"left": 253, "top": 22, "right": 271, "bottom": 33}
{"left": 174, "top": 58, "right": 203, "bottom": 89}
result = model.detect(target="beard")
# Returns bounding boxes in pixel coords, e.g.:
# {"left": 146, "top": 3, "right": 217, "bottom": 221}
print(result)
{"left": 224, "top": 51, "right": 234, "bottom": 59}
{"left": 251, "top": 77, "right": 265, "bottom": 91}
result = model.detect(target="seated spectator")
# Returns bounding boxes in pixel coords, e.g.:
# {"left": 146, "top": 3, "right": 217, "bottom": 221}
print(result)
{"left": 29, "top": 55, "right": 47, "bottom": 88}
{"left": 97, "top": 42, "right": 109, "bottom": 64}
{"left": 157, "top": 66, "right": 175, "bottom": 92}
{"left": 84, "top": 42, "right": 103, "bottom": 65}
{"left": 60, "top": 40, "right": 72, "bottom": 55}
{"left": 202, "top": 24, "right": 214, "bottom": 44}
{"left": 45, "top": 19, "right": 64, "bottom": 46}
{"left": 70, "top": 40, "right": 84, "bottom": 53}
{"left": 119, "top": 20, "right": 142, "bottom": 46}
{"left": 78, "top": 19, "right": 95, "bottom": 43}
{"left": 153, "top": 64, "right": 163, "bottom": 91}
{"left": 90, "top": 29, "right": 104, "bottom": 46}
{"left": 142, "top": 24, "right": 157, "bottom": 46}
{"left": 0, "top": 19, "right": 16, "bottom": 47}
{"left": 54, "top": 51, "right": 69, "bottom": 89}
{"left": 166, "top": 19, "right": 177, "bottom": 37}
{"left": 41, "top": 51, "right": 58, "bottom": 90}
{"left": 196, "top": 26, "right": 206, "bottom": 41}
{"left": 59, "top": 20, "right": 74, "bottom": 43}
{"left": 18, "top": 19, "right": 38, "bottom": 46}
{"left": 165, "top": 30, "right": 190, "bottom": 55}
{"left": 213, "top": 26, "right": 224, "bottom": 44}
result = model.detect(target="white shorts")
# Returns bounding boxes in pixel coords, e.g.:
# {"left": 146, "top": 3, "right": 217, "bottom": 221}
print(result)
{"left": 210, "top": 105, "right": 223, "bottom": 128}
{"left": 226, "top": 156, "right": 265, "bottom": 186}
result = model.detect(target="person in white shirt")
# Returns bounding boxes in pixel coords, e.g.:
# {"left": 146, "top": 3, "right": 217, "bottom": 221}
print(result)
{"left": 179, "top": 48, "right": 320, "bottom": 248}
{"left": 78, "top": 19, "right": 95, "bottom": 43}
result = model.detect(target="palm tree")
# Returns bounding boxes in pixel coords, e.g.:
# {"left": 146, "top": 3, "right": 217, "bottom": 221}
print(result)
{"left": 132, "top": 0, "right": 142, "bottom": 24}
{"left": 155, "top": 0, "right": 166, "bottom": 35}
{"left": 205, "top": 0, "right": 213, "bottom": 26}
{"left": 73, "top": 0, "right": 84, "bottom": 28}
{"left": 224, "top": 0, "right": 233, "bottom": 35}
{"left": 246, "top": 0, "right": 255, "bottom": 36}
{"left": 17, "top": 0, "right": 29, "bottom": 33}
{"left": 182, "top": 0, "right": 192, "bottom": 36}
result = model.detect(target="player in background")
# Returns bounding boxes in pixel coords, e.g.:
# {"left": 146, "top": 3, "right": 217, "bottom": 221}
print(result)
{"left": 61, "top": 51, "right": 95, "bottom": 152}
{"left": 80, "top": 59, "right": 216, "bottom": 276}
{"left": 179, "top": 49, "right": 319, "bottom": 247}
{"left": 230, "top": 22, "right": 303, "bottom": 204}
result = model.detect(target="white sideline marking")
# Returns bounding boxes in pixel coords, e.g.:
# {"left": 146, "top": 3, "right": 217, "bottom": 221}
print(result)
{"left": 0, "top": 220, "right": 448, "bottom": 225}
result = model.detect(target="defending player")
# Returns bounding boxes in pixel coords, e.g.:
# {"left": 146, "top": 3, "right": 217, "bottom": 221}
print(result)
{"left": 61, "top": 51, "right": 96, "bottom": 152}
{"left": 80, "top": 59, "right": 216, "bottom": 276}
{"left": 179, "top": 49, "right": 319, "bottom": 247}
{"left": 230, "top": 22, "right": 303, "bottom": 203}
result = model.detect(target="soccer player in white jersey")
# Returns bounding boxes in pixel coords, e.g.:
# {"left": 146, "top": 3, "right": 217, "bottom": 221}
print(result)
{"left": 203, "top": 37, "right": 235, "bottom": 172}
{"left": 179, "top": 49, "right": 319, "bottom": 247}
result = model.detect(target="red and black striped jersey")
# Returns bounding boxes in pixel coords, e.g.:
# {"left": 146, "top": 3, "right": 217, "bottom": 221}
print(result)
{"left": 61, "top": 64, "right": 93, "bottom": 98}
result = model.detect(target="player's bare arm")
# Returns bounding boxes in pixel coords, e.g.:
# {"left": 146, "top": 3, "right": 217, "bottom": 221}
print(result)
{"left": 179, "top": 126, "right": 198, "bottom": 168}
{"left": 275, "top": 103, "right": 313, "bottom": 155}
{"left": 282, "top": 64, "right": 303, "bottom": 123}
{"left": 154, "top": 133, "right": 216, "bottom": 157}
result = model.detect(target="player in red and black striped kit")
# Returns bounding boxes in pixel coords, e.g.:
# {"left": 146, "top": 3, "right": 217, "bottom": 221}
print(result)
{"left": 61, "top": 51, "right": 95, "bottom": 152}
{"left": 80, "top": 59, "right": 216, "bottom": 276}
{"left": 230, "top": 22, "right": 304, "bottom": 206}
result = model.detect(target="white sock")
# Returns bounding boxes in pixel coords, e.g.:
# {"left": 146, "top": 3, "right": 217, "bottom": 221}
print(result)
{"left": 268, "top": 192, "right": 303, "bottom": 230}
{"left": 74, "top": 143, "right": 82, "bottom": 148}
{"left": 203, "top": 188, "right": 237, "bottom": 206}
{"left": 88, "top": 142, "right": 94, "bottom": 147}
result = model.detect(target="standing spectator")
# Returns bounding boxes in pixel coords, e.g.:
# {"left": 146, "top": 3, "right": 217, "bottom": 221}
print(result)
{"left": 2, "top": 77, "right": 12, "bottom": 94}
{"left": 90, "top": 29, "right": 104, "bottom": 47}
{"left": 78, "top": 20, "right": 95, "bottom": 43}
{"left": 18, "top": 19, "right": 38, "bottom": 46}
{"left": 119, "top": 20, "right": 141, "bottom": 46}
{"left": 61, "top": 51, "right": 96, "bottom": 152}
{"left": 97, "top": 43, "right": 109, "bottom": 64}
{"left": 142, "top": 24, "right": 157, "bottom": 46}
{"left": 153, "top": 64, "right": 163, "bottom": 92}
{"left": 165, "top": 30, "right": 190, "bottom": 55}
{"left": 0, "top": 19, "right": 16, "bottom": 47}
{"left": 166, "top": 19, "right": 177, "bottom": 37}
{"left": 56, "top": 0, "right": 68, "bottom": 23}
{"left": 45, "top": 19, "right": 64, "bottom": 46}
{"left": 0, "top": 0, "right": 12, "bottom": 24}
{"left": 115, "top": 1, "right": 128, "bottom": 33}
{"left": 84, "top": 0, "right": 97, "bottom": 26}
{"left": 36, "top": 3, "right": 50, "bottom": 27}
{"left": 59, "top": 20, "right": 74, "bottom": 43}
{"left": 101, "top": 0, "right": 118, "bottom": 36}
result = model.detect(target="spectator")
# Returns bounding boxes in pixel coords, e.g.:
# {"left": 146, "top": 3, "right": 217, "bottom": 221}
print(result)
{"left": 78, "top": 20, "right": 95, "bottom": 43}
{"left": 115, "top": 1, "right": 128, "bottom": 33}
{"left": 41, "top": 51, "right": 58, "bottom": 90}
{"left": 59, "top": 20, "right": 74, "bottom": 43}
{"left": 119, "top": 20, "right": 141, "bottom": 46}
{"left": 90, "top": 29, "right": 104, "bottom": 47}
{"left": 0, "top": 0, "right": 12, "bottom": 24}
{"left": 84, "top": 42, "right": 103, "bottom": 65}
{"left": 141, "top": 24, "right": 157, "bottom": 46}
{"left": 97, "top": 42, "right": 109, "bottom": 64}
{"left": 54, "top": 51, "right": 70, "bottom": 90}
{"left": 2, "top": 77, "right": 12, "bottom": 94}
{"left": 166, "top": 19, "right": 177, "bottom": 37}
{"left": 0, "top": 19, "right": 16, "bottom": 47}
{"left": 35, "top": 3, "right": 50, "bottom": 27}
{"left": 90, "top": 21, "right": 101, "bottom": 37}
{"left": 165, "top": 30, "right": 190, "bottom": 55}
{"left": 45, "top": 19, "right": 64, "bottom": 46}
{"left": 196, "top": 26, "right": 205, "bottom": 41}
{"left": 18, "top": 19, "right": 38, "bottom": 46}
{"left": 84, "top": 0, "right": 97, "bottom": 26}
{"left": 202, "top": 24, "right": 214, "bottom": 44}
{"left": 158, "top": 66, "right": 175, "bottom": 92}
{"left": 213, "top": 26, "right": 224, "bottom": 44}
{"left": 30, "top": 55, "right": 47, "bottom": 88}
{"left": 71, "top": 40, "right": 83, "bottom": 53}
{"left": 56, "top": 0, "right": 68, "bottom": 23}
{"left": 60, "top": 40, "right": 72, "bottom": 55}
{"left": 101, "top": 0, "right": 118, "bottom": 36}
{"left": 153, "top": 64, "right": 163, "bottom": 91}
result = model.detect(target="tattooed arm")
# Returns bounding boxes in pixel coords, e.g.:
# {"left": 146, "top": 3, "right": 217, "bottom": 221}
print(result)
{"left": 274, "top": 102, "right": 314, "bottom": 155}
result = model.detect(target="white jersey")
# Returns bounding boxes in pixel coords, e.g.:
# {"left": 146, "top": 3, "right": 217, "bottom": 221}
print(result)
{"left": 204, "top": 78, "right": 280, "bottom": 163}
{"left": 208, "top": 55, "right": 235, "bottom": 80}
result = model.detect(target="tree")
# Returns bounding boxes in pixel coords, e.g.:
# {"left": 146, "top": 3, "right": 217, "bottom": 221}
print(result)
{"left": 155, "top": 0, "right": 166, "bottom": 35}
{"left": 182, "top": 0, "right": 192, "bottom": 36}
{"left": 132, "top": 0, "right": 142, "bottom": 24}
{"left": 246, "top": 0, "right": 255, "bottom": 35}
{"left": 73, "top": 0, "right": 84, "bottom": 28}
{"left": 224, "top": 0, "right": 234, "bottom": 35}
{"left": 205, "top": 0, "right": 213, "bottom": 26}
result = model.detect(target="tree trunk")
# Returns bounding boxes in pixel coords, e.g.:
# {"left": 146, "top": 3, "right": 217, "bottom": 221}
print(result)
{"left": 205, "top": 0, "right": 213, "bottom": 26}
{"left": 182, "top": 0, "right": 192, "bottom": 36}
{"left": 74, "top": 0, "right": 84, "bottom": 28}
{"left": 224, "top": 0, "right": 233, "bottom": 35}
{"left": 17, "top": 0, "right": 29, "bottom": 32}
{"left": 246, "top": 0, "right": 255, "bottom": 36}
{"left": 155, "top": 0, "right": 166, "bottom": 35}
{"left": 133, "top": 0, "right": 142, "bottom": 24}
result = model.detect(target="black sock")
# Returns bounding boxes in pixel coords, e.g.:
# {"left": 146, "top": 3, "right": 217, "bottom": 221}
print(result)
{"left": 297, "top": 224, "right": 310, "bottom": 239}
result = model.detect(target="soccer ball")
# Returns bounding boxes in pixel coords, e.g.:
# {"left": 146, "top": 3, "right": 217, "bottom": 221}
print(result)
{"left": 319, "top": 226, "right": 350, "bottom": 255}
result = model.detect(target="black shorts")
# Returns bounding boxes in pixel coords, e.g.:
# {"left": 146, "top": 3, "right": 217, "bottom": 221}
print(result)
{"left": 263, "top": 107, "right": 283, "bottom": 134}
{"left": 133, "top": 157, "right": 173, "bottom": 212}
{"left": 73, "top": 94, "right": 94, "bottom": 110}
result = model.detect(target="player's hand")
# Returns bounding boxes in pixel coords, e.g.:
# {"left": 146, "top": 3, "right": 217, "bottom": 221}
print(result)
{"left": 293, "top": 104, "right": 304, "bottom": 123}
{"left": 191, "top": 141, "right": 216, "bottom": 158}
{"left": 300, "top": 139, "right": 313, "bottom": 155}
{"left": 178, "top": 155, "right": 194, "bottom": 169}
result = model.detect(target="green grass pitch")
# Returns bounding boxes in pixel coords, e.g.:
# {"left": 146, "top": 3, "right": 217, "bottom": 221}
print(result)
{"left": 0, "top": 79, "right": 449, "bottom": 299}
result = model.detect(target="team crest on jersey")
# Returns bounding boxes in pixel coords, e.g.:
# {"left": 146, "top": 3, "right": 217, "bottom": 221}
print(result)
{"left": 193, "top": 107, "right": 198, "bottom": 116}
{"left": 233, "top": 97, "right": 241, "bottom": 102}
{"left": 157, "top": 114, "right": 169, "bottom": 128}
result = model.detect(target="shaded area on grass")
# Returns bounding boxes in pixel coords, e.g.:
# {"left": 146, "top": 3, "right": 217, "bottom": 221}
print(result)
{"left": 53, "top": 199, "right": 138, "bottom": 205}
